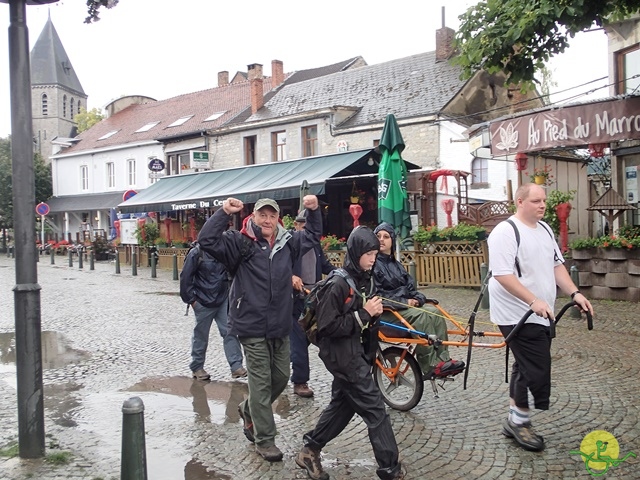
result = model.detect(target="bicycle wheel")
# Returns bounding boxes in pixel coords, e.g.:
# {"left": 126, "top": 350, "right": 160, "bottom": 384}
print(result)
{"left": 373, "top": 346, "right": 423, "bottom": 411}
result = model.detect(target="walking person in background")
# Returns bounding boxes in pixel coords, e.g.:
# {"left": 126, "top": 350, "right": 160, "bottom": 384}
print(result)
{"left": 296, "top": 226, "right": 405, "bottom": 480}
{"left": 290, "top": 214, "right": 336, "bottom": 398}
{"left": 180, "top": 242, "right": 246, "bottom": 381}
{"left": 198, "top": 196, "right": 321, "bottom": 462}
{"left": 373, "top": 222, "right": 464, "bottom": 380}
{"left": 488, "top": 183, "right": 593, "bottom": 451}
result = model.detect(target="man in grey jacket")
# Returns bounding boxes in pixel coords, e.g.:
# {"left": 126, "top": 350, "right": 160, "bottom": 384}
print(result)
{"left": 198, "top": 195, "right": 321, "bottom": 462}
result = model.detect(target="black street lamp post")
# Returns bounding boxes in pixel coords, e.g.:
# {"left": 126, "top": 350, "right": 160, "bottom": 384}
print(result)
{"left": 1, "top": 0, "right": 59, "bottom": 458}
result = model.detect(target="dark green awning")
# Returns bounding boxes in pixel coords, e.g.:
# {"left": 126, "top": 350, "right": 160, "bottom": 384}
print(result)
{"left": 47, "top": 191, "right": 127, "bottom": 213}
{"left": 119, "top": 149, "right": 394, "bottom": 213}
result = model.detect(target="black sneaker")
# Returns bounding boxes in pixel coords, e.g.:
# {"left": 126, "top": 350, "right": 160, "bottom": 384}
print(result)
{"left": 502, "top": 418, "right": 545, "bottom": 451}
{"left": 238, "top": 405, "right": 255, "bottom": 443}
{"left": 296, "top": 446, "right": 329, "bottom": 480}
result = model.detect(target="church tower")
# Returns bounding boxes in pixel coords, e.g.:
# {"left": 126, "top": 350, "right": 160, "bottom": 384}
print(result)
{"left": 30, "top": 15, "right": 87, "bottom": 161}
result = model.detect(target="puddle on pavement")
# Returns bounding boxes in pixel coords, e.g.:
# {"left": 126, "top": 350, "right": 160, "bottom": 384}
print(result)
{"left": 0, "top": 331, "right": 90, "bottom": 375}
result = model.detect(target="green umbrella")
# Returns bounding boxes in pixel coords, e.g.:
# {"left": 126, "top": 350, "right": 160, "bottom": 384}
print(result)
{"left": 378, "top": 114, "right": 412, "bottom": 239}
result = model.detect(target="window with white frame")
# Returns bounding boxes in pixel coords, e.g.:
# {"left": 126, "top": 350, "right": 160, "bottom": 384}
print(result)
{"left": 106, "top": 162, "right": 115, "bottom": 188}
{"left": 80, "top": 165, "right": 89, "bottom": 191}
{"left": 471, "top": 157, "right": 488, "bottom": 186}
{"left": 70, "top": 98, "right": 75, "bottom": 118}
{"left": 127, "top": 159, "right": 136, "bottom": 186}
{"left": 63, "top": 95, "right": 67, "bottom": 118}
{"left": 41, "top": 94, "right": 48, "bottom": 116}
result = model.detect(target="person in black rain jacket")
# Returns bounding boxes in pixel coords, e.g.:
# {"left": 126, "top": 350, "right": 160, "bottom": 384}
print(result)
{"left": 296, "top": 226, "right": 405, "bottom": 480}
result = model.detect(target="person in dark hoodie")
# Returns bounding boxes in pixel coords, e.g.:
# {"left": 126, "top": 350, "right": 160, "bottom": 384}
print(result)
{"left": 373, "top": 222, "right": 464, "bottom": 379}
{"left": 296, "top": 226, "right": 405, "bottom": 480}
{"left": 197, "top": 195, "right": 321, "bottom": 463}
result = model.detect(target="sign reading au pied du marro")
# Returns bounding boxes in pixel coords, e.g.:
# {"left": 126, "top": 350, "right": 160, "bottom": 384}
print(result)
{"left": 490, "top": 96, "right": 640, "bottom": 154}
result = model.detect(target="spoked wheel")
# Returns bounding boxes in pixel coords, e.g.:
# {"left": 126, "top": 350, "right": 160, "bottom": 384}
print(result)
{"left": 373, "top": 347, "right": 424, "bottom": 411}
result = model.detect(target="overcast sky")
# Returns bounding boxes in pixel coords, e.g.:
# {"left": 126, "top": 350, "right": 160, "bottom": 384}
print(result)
{"left": 0, "top": 0, "right": 610, "bottom": 138}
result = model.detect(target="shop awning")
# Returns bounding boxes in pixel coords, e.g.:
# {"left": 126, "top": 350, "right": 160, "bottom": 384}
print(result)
{"left": 46, "top": 191, "right": 128, "bottom": 213}
{"left": 119, "top": 149, "right": 414, "bottom": 213}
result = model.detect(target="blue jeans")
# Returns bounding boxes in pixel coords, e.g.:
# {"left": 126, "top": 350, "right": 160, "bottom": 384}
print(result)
{"left": 190, "top": 298, "right": 243, "bottom": 373}
{"left": 289, "top": 296, "right": 310, "bottom": 384}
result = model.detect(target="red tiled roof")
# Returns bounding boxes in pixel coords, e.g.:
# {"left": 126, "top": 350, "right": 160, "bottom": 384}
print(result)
{"left": 60, "top": 77, "right": 278, "bottom": 154}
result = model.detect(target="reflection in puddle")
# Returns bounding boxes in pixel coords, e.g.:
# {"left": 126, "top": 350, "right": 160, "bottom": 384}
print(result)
{"left": 184, "top": 459, "right": 231, "bottom": 480}
{"left": 127, "top": 377, "right": 249, "bottom": 425}
{"left": 0, "top": 330, "right": 90, "bottom": 370}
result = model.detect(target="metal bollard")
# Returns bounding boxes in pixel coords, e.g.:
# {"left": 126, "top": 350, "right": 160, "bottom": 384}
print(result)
{"left": 78, "top": 249, "right": 83, "bottom": 269}
{"left": 90, "top": 250, "right": 95, "bottom": 270}
{"left": 68, "top": 250, "right": 73, "bottom": 267}
{"left": 120, "top": 396, "right": 148, "bottom": 480}
{"left": 150, "top": 254, "right": 156, "bottom": 279}
{"left": 480, "top": 263, "right": 490, "bottom": 310}
{"left": 132, "top": 251, "right": 137, "bottom": 276}
{"left": 408, "top": 260, "right": 416, "bottom": 281}
{"left": 115, "top": 250, "right": 121, "bottom": 274}
{"left": 172, "top": 254, "right": 178, "bottom": 281}
{"left": 569, "top": 265, "right": 581, "bottom": 318}
{"left": 50, "top": 248, "right": 55, "bottom": 265}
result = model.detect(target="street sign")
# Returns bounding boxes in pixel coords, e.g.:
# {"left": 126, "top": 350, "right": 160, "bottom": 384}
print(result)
{"left": 35, "top": 202, "right": 49, "bottom": 216}
{"left": 123, "top": 190, "right": 138, "bottom": 202}
{"left": 148, "top": 158, "right": 165, "bottom": 172}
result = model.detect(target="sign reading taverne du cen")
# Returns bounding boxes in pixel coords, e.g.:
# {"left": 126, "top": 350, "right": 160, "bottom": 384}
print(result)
{"left": 490, "top": 96, "right": 640, "bottom": 155}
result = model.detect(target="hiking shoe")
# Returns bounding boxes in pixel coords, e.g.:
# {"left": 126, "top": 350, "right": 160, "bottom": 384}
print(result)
{"left": 255, "top": 444, "right": 283, "bottom": 462}
{"left": 231, "top": 367, "right": 247, "bottom": 378}
{"left": 296, "top": 446, "right": 329, "bottom": 480}
{"left": 238, "top": 405, "right": 255, "bottom": 443}
{"left": 294, "top": 383, "right": 314, "bottom": 398}
{"left": 192, "top": 369, "right": 210, "bottom": 381}
{"left": 502, "top": 418, "right": 545, "bottom": 451}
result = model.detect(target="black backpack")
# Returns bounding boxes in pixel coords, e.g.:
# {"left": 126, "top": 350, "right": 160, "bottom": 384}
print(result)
{"left": 298, "top": 268, "right": 362, "bottom": 346}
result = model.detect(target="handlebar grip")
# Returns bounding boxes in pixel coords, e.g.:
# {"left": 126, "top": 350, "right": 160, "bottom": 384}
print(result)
{"left": 586, "top": 310, "right": 593, "bottom": 330}
{"left": 504, "top": 309, "right": 534, "bottom": 343}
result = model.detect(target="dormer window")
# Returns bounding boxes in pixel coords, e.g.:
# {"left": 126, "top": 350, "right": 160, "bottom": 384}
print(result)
{"left": 204, "top": 111, "right": 226, "bottom": 122}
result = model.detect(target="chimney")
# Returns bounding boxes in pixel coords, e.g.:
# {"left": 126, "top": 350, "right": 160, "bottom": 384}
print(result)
{"left": 435, "top": 7, "right": 455, "bottom": 62}
{"left": 218, "top": 71, "right": 229, "bottom": 87}
{"left": 251, "top": 78, "right": 264, "bottom": 114}
{"left": 247, "top": 63, "right": 263, "bottom": 81}
{"left": 271, "top": 59, "right": 284, "bottom": 88}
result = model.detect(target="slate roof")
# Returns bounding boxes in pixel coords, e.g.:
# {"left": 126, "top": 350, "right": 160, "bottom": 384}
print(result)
{"left": 58, "top": 58, "right": 362, "bottom": 156}
{"left": 247, "top": 52, "right": 468, "bottom": 127}
{"left": 30, "top": 17, "right": 85, "bottom": 96}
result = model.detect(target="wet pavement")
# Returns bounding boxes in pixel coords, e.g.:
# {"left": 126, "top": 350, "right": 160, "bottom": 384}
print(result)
{"left": 0, "top": 254, "right": 638, "bottom": 479}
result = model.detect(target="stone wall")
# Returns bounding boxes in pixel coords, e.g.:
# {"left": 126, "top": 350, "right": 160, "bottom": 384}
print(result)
{"left": 571, "top": 248, "right": 640, "bottom": 302}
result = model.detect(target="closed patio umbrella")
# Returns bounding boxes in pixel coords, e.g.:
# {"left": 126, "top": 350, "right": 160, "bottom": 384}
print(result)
{"left": 378, "top": 114, "right": 412, "bottom": 240}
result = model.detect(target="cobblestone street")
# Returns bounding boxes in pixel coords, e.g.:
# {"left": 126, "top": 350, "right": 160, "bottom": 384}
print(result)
{"left": 0, "top": 254, "right": 638, "bottom": 479}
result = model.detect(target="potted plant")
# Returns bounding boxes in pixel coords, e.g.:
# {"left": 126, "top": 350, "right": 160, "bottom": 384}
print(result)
{"left": 91, "top": 235, "right": 111, "bottom": 261}
{"left": 543, "top": 190, "right": 576, "bottom": 235}
{"left": 528, "top": 164, "right": 554, "bottom": 185}
{"left": 412, "top": 224, "right": 441, "bottom": 250}
{"left": 320, "top": 234, "right": 346, "bottom": 251}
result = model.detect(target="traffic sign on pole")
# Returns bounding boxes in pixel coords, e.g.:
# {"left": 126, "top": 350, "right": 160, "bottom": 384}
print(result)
{"left": 35, "top": 202, "right": 49, "bottom": 216}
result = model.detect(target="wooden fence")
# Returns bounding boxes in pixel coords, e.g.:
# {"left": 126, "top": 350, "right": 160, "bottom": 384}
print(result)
{"left": 119, "top": 242, "right": 488, "bottom": 287}
{"left": 324, "top": 241, "right": 488, "bottom": 287}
